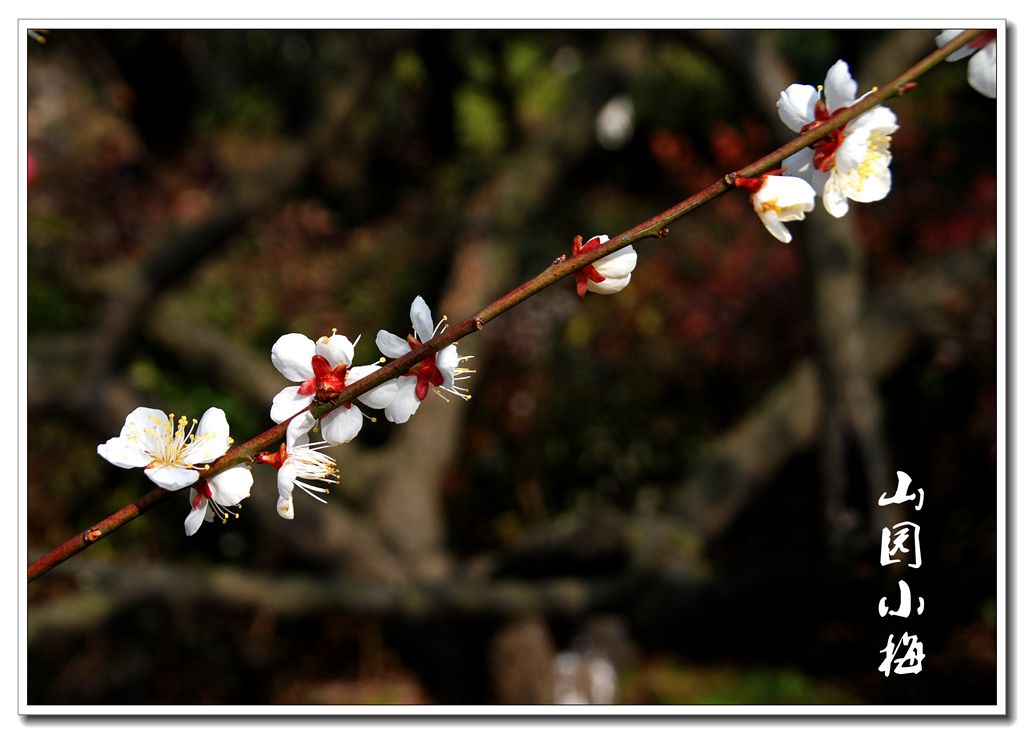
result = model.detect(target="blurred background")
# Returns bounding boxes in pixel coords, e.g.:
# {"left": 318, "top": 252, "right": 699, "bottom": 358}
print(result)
{"left": 26, "top": 28, "right": 997, "bottom": 705}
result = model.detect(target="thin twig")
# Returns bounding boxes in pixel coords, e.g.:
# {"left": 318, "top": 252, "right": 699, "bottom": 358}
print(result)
{"left": 27, "top": 29, "right": 987, "bottom": 583}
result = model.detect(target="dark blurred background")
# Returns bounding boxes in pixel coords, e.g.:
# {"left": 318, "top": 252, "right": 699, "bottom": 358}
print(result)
{"left": 26, "top": 28, "right": 997, "bottom": 705}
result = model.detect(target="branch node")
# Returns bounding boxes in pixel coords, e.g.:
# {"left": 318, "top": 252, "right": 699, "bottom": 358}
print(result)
{"left": 655, "top": 227, "right": 670, "bottom": 239}
{"left": 473, "top": 318, "right": 486, "bottom": 331}
{"left": 84, "top": 528, "right": 103, "bottom": 543}
{"left": 723, "top": 172, "right": 739, "bottom": 186}
{"left": 551, "top": 253, "right": 567, "bottom": 266}
{"left": 897, "top": 81, "right": 918, "bottom": 96}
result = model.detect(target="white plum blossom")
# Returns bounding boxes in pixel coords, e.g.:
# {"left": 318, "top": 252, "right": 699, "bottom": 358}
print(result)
{"left": 735, "top": 173, "right": 817, "bottom": 243}
{"left": 375, "top": 296, "right": 474, "bottom": 424}
{"left": 573, "top": 235, "right": 638, "bottom": 297}
{"left": 257, "top": 432, "right": 340, "bottom": 519}
{"left": 936, "top": 30, "right": 997, "bottom": 99}
{"left": 184, "top": 465, "right": 253, "bottom": 536}
{"left": 270, "top": 330, "right": 398, "bottom": 446}
{"left": 778, "top": 60, "right": 899, "bottom": 218}
{"left": 97, "top": 407, "right": 233, "bottom": 491}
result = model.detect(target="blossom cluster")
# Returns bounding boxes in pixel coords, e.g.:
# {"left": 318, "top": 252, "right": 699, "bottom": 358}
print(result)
{"left": 731, "top": 59, "right": 899, "bottom": 243}
{"left": 98, "top": 296, "right": 474, "bottom": 535}
{"left": 95, "top": 245, "right": 641, "bottom": 536}
{"left": 936, "top": 29, "right": 997, "bottom": 99}
{"left": 741, "top": 37, "right": 995, "bottom": 243}
{"left": 96, "top": 236, "right": 640, "bottom": 536}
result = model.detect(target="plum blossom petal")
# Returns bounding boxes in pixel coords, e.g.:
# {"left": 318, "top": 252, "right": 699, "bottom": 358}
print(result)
{"left": 321, "top": 406, "right": 364, "bottom": 445}
{"left": 749, "top": 175, "right": 816, "bottom": 243}
{"left": 210, "top": 465, "right": 254, "bottom": 506}
{"left": 777, "top": 84, "right": 819, "bottom": 132}
{"left": 574, "top": 235, "right": 638, "bottom": 296}
{"left": 96, "top": 437, "right": 152, "bottom": 469}
{"left": 591, "top": 244, "right": 637, "bottom": 281}
{"left": 184, "top": 466, "right": 253, "bottom": 536}
{"left": 285, "top": 411, "right": 317, "bottom": 448}
{"left": 145, "top": 465, "right": 201, "bottom": 491}
{"left": 375, "top": 330, "right": 411, "bottom": 359}
{"left": 410, "top": 296, "right": 436, "bottom": 342}
{"left": 258, "top": 433, "right": 339, "bottom": 520}
{"left": 277, "top": 494, "right": 295, "bottom": 520}
{"left": 384, "top": 376, "right": 422, "bottom": 424}
{"left": 271, "top": 333, "right": 317, "bottom": 381}
{"left": 316, "top": 333, "right": 355, "bottom": 367}
{"left": 276, "top": 463, "right": 297, "bottom": 507}
{"left": 271, "top": 385, "right": 313, "bottom": 423}
{"left": 349, "top": 364, "right": 400, "bottom": 409}
{"left": 968, "top": 41, "right": 997, "bottom": 98}
{"left": 781, "top": 148, "right": 830, "bottom": 195}
{"left": 98, "top": 406, "right": 235, "bottom": 493}
{"left": 184, "top": 501, "right": 207, "bottom": 536}
{"left": 435, "top": 345, "right": 461, "bottom": 389}
{"left": 587, "top": 273, "right": 631, "bottom": 295}
{"left": 821, "top": 176, "right": 851, "bottom": 218}
{"left": 185, "top": 407, "right": 232, "bottom": 465}
{"left": 823, "top": 60, "right": 858, "bottom": 112}
{"left": 435, "top": 344, "right": 473, "bottom": 397}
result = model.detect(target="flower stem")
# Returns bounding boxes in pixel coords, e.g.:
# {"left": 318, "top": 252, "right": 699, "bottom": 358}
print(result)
{"left": 27, "top": 29, "right": 988, "bottom": 583}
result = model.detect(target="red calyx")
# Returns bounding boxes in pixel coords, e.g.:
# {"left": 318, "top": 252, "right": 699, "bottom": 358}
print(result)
{"left": 404, "top": 335, "right": 445, "bottom": 402}
{"left": 572, "top": 235, "right": 606, "bottom": 298}
{"left": 970, "top": 30, "right": 997, "bottom": 49}
{"left": 256, "top": 443, "right": 289, "bottom": 470}
{"left": 192, "top": 481, "right": 213, "bottom": 508}
{"left": 298, "top": 354, "right": 350, "bottom": 402}
{"left": 811, "top": 128, "right": 845, "bottom": 172}
{"left": 802, "top": 106, "right": 848, "bottom": 173}
{"left": 732, "top": 168, "right": 786, "bottom": 194}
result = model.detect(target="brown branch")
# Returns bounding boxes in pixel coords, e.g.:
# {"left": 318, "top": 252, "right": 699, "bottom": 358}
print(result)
{"left": 27, "top": 29, "right": 988, "bottom": 583}
{"left": 27, "top": 487, "right": 171, "bottom": 580}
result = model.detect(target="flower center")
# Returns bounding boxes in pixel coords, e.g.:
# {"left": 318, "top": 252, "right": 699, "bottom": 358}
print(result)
{"left": 404, "top": 335, "right": 445, "bottom": 401}
{"left": 140, "top": 413, "right": 204, "bottom": 468}
{"left": 843, "top": 130, "right": 892, "bottom": 194}
{"left": 297, "top": 355, "right": 350, "bottom": 403}
{"left": 801, "top": 103, "right": 849, "bottom": 173}
{"left": 811, "top": 128, "right": 845, "bottom": 172}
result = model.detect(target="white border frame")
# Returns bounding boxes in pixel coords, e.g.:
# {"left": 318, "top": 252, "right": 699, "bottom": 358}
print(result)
{"left": 17, "top": 17, "right": 1007, "bottom": 717}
